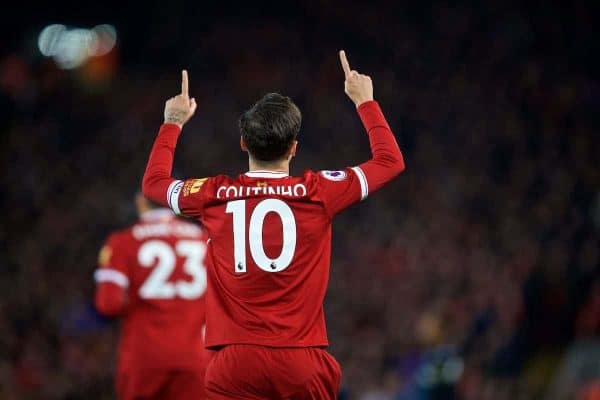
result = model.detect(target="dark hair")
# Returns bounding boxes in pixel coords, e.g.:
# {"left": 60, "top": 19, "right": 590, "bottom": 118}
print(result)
{"left": 239, "top": 93, "right": 301, "bottom": 161}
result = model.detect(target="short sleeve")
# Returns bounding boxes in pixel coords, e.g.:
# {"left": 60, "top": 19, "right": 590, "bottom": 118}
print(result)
{"left": 317, "top": 166, "right": 369, "bottom": 217}
{"left": 94, "top": 234, "right": 131, "bottom": 288}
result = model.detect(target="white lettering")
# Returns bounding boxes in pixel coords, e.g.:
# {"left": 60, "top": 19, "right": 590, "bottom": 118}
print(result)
{"left": 293, "top": 184, "right": 307, "bottom": 197}
{"left": 216, "top": 184, "right": 309, "bottom": 199}
{"left": 226, "top": 186, "right": 238, "bottom": 198}
{"left": 132, "top": 223, "right": 202, "bottom": 240}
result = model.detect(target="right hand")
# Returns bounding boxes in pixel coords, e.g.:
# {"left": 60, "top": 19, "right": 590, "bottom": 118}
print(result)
{"left": 339, "top": 50, "right": 374, "bottom": 107}
{"left": 164, "top": 70, "right": 198, "bottom": 128}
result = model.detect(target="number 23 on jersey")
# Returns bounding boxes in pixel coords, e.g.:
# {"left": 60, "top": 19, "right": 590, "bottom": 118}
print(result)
{"left": 138, "top": 240, "right": 207, "bottom": 299}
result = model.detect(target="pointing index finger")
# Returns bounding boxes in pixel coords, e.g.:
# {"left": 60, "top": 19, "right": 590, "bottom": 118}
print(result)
{"left": 181, "top": 70, "right": 189, "bottom": 97}
{"left": 339, "top": 50, "right": 351, "bottom": 78}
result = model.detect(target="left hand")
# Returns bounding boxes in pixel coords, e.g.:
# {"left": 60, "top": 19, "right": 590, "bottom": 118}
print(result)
{"left": 164, "top": 70, "right": 197, "bottom": 127}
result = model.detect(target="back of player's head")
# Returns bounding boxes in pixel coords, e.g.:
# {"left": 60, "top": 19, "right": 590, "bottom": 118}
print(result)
{"left": 135, "top": 192, "right": 164, "bottom": 215}
{"left": 239, "top": 93, "right": 301, "bottom": 162}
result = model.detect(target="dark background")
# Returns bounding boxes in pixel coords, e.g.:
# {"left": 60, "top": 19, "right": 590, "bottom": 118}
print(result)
{"left": 0, "top": 1, "right": 598, "bottom": 399}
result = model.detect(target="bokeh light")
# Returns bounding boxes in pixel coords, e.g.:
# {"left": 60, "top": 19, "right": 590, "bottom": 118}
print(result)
{"left": 37, "top": 24, "right": 117, "bottom": 69}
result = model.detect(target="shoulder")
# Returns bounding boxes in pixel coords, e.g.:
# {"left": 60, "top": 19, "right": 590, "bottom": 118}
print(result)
{"left": 181, "top": 174, "right": 234, "bottom": 194}
{"left": 106, "top": 225, "right": 140, "bottom": 252}
{"left": 104, "top": 227, "right": 134, "bottom": 246}
{"left": 301, "top": 168, "right": 355, "bottom": 184}
{"left": 317, "top": 169, "right": 352, "bottom": 182}
{"left": 294, "top": 169, "right": 351, "bottom": 201}
{"left": 98, "top": 227, "right": 134, "bottom": 267}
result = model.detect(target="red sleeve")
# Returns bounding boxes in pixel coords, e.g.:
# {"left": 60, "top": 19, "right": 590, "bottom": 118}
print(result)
{"left": 142, "top": 123, "right": 182, "bottom": 209}
{"left": 142, "top": 123, "right": 209, "bottom": 218}
{"left": 318, "top": 101, "right": 405, "bottom": 216}
{"left": 94, "top": 234, "right": 130, "bottom": 317}
{"left": 174, "top": 177, "right": 212, "bottom": 218}
{"left": 316, "top": 168, "right": 363, "bottom": 217}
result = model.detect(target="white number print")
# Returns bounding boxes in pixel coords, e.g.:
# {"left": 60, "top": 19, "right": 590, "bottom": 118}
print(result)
{"left": 138, "top": 240, "right": 207, "bottom": 299}
{"left": 226, "top": 199, "right": 297, "bottom": 273}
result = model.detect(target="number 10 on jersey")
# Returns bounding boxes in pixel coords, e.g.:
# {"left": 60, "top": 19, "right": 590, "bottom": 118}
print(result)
{"left": 226, "top": 199, "right": 297, "bottom": 273}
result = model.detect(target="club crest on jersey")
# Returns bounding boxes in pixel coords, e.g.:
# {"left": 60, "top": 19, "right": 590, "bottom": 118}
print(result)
{"left": 321, "top": 170, "right": 347, "bottom": 181}
{"left": 183, "top": 178, "right": 207, "bottom": 196}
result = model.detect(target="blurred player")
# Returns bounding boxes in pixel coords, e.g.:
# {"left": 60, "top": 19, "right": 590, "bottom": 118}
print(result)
{"left": 142, "top": 50, "right": 405, "bottom": 399}
{"left": 94, "top": 194, "right": 209, "bottom": 400}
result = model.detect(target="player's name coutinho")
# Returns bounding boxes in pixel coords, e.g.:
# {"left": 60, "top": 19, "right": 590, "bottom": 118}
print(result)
{"left": 216, "top": 184, "right": 307, "bottom": 199}
{"left": 132, "top": 223, "right": 201, "bottom": 240}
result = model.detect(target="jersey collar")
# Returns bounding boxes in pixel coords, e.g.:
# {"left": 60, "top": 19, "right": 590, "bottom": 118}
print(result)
{"left": 140, "top": 208, "right": 175, "bottom": 222}
{"left": 244, "top": 170, "right": 289, "bottom": 178}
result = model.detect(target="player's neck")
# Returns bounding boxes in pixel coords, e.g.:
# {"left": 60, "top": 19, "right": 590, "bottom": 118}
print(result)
{"left": 140, "top": 208, "right": 174, "bottom": 222}
{"left": 248, "top": 158, "right": 290, "bottom": 175}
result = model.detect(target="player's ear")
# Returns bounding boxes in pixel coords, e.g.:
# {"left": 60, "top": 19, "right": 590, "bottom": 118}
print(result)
{"left": 288, "top": 141, "right": 298, "bottom": 159}
{"left": 240, "top": 136, "right": 248, "bottom": 152}
{"left": 134, "top": 193, "right": 149, "bottom": 216}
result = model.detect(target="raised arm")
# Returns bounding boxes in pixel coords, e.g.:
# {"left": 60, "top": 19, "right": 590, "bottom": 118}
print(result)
{"left": 340, "top": 50, "right": 404, "bottom": 193}
{"left": 317, "top": 51, "right": 405, "bottom": 216}
{"left": 142, "top": 70, "right": 197, "bottom": 207}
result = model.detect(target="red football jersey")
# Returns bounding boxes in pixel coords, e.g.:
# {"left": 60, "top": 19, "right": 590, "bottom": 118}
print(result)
{"left": 167, "top": 169, "right": 368, "bottom": 348}
{"left": 94, "top": 209, "right": 209, "bottom": 370}
{"left": 142, "top": 101, "right": 405, "bottom": 349}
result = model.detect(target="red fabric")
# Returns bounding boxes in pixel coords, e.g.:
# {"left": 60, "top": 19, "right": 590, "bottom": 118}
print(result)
{"left": 142, "top": 100, "right": 404, "bottom": 349}
{"left": 94, "top": 214, "right": 209, "bottom": 373}
{"left": 95, "top": 283, "right": 127, "bottom": 316}
{"left": 95, "top": 233, "right": 132, "bottom": 316}
{"left": 356, "top": 100, "right": 405, "bottom": 193}
{"left": 142, "top": 101, "right": 404, "bottom": 209}
{"left": 205, "top": 344, "right": 341, "bottom": 399}
{"left": 142, "top": 123, "right": 181, "bottom": 205}
{"left": 117, "top": 366, "right": 208, "bottom": 400}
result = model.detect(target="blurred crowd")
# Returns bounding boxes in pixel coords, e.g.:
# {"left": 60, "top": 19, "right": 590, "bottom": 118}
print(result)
{"left": 0, "top": 1, "right": 598, "bottom": 399}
